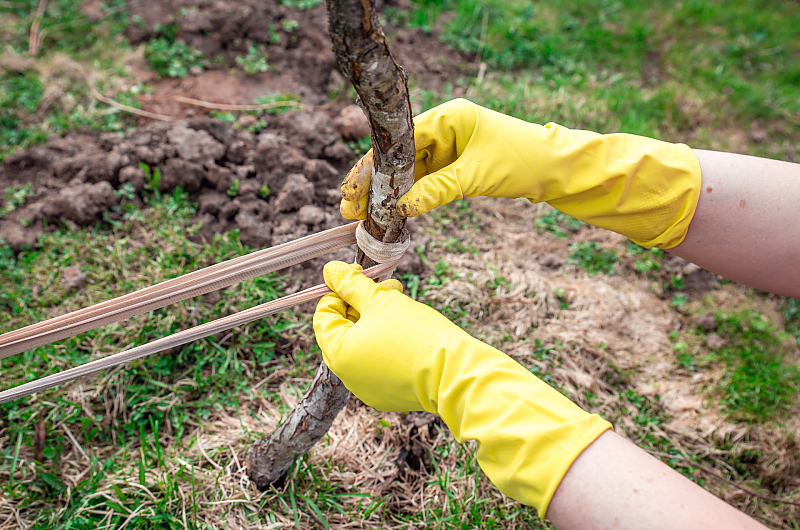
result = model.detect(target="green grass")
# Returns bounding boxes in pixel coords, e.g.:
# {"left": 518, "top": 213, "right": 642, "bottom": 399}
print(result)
{"left": 0, "top": 189, "right": 301, "bottom": 528}
{"left": 568, "top": 241, "right": 617, "bottom": 276}
{"left": 144, "top": 37, "right": 206, "bottom": 78}
{"left": 403, "top": 0, "right": 799, "bottom": 156}
{"left": 1, "top": 0, "right": 129, "bottom": 57}
{"left": 534, "top": 207, "right": 583, "bottom": 238}
{"left": 236, "top": 45, "right": 271, "bottom": 75}
{"left": 709, "top": 311, "right": 800, "bottom": 421}
{"left": 0, "top": 1, "right": 140, "bottom": 160}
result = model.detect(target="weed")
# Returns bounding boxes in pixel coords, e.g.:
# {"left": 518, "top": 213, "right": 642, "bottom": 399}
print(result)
{"left": 281, "top": 18, "right": 300, "bottom": 32}
{"left": 568, "top": 241, "right": 616, "bottom": 276}
{"left": 401, "top": 273, "right": 421, "bottom": 300}
{"left": 144, "top": 38, "right": 206, "bottom": 78}
{"left": 553, "top": 287, "right": 569, "bottom": 310}
{"left": 782, "top": 298, "right": 800, "bottom": 346}
{"left": 236, "top": 46, "right": 270, "bottom": 75}
{"left": 620, "top": 389, "right": 666, "bottom": 427}
{"left": 672, "top": 340, "right": 696, "bottom": 371}
{"left": 252, "top": 93, "right": 302, "bottom": 115}
{"left": 1, "top": 184, "right": 34, "bottom": 217}
{"left": 671, "top": 293, "right": 688, "bottom": 310}
{"left": 259, "top": 185, "right": 271, "bottom": 199}
{"left": 626, "top": 242, "right": 663, "bottom": 274}
{"left": 210, "top": 110, "right": 238, "bottom": 124}
{"left": 345, "top": 136, "right": 372, "bottom": 157}
{"left": 534, "top": 208, "right": 583, "bottom": 238}
{"left": 227, "top": 179, "right": 240, "bottom": 197}
{"left": 139, "top": 162, "right": 161, "bottom": 194}
{"left": 278, "top": 0, "right": 323, "bottom": 9}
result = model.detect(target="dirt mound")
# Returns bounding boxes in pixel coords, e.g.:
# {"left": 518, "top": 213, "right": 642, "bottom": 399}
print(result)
{"left": 0, "top": 107, "right": 426, "bottom": 286}
{"left": 123, "top": 0, "right": 465, "bottom": 118}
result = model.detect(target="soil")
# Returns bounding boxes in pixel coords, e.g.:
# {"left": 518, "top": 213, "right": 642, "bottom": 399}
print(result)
{"left": 0, "top": 0, "right": 462, "bottom": 280}
{"left": 124, "top": 0, "right": 466, "bottom": 118}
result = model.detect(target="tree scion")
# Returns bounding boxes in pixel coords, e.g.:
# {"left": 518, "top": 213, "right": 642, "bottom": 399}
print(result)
{"left": 245, "top": 0, "right": 414, "bottom": 489}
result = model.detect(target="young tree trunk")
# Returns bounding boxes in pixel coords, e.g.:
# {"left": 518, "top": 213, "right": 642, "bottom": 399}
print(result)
{"left": 245, "top": 0, "right": 414, "bottom": 490}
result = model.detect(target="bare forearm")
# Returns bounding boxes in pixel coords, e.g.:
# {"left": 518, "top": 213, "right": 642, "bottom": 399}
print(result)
{"left": 671, "top": 150, "right": 800, "bottom": 298}
{"left": 547, "top": 431, "right": 768, "bottom": 530}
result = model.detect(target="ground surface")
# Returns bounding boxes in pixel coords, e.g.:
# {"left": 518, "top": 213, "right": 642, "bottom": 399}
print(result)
{"left": 0, "top": 1, "right": 799, "bottom": 529}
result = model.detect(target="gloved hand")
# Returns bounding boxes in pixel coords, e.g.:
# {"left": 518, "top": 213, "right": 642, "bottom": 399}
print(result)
{"left": 341, "top": 99, "right": 701, "bottom": 249}
{"left": 314, "top": 261, "right": 611, "bottom": 516}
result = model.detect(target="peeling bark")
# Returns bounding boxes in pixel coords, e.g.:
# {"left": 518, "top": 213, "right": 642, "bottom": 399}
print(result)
{"left": 245, "top": 0, "right": 414, "bottom": 489}
{"left": 246, "top": 365, "right": 350, "bottom": 490}
{"left": 328, "top": 0, "right": 415, "bottom": 264}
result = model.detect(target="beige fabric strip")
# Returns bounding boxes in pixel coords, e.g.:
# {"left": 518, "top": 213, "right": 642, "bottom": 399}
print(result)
{"left": 0, "top": 261, "right": 397, "bottom": 404}
{"left": 0, "top": 223, "right": 359, "bottom": 359}
{"left": 354, "top": 220, "right": 410, "bottom": 264}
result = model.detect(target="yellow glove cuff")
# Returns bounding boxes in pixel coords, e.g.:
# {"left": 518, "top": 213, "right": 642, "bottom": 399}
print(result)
{"left": 538, "top": 124, "right": 702, "bottom": 248}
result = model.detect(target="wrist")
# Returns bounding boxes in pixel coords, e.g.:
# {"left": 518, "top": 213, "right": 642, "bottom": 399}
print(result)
{"left": 434, "top": 339, "right": 612, "bottom": 515}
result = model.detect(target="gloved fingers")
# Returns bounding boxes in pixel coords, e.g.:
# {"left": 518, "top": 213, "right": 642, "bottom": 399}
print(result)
{"left": 313, "top": 292, "right": 355, "bottom": 359}
{"left": 344, "top": 277, "right": 402, "bottom": 322}
{"left": 342, "top": 99, "right": 477, "bottom": 202}
{"left": 345, "top": 305, "right": 360, "bottom": 323}
{"left": 340, "top": 194, "right": 368, "bottom": 220}
{"left": 341, "top": 149, "right": 373, "bottom": 202}
{"left": 397, "top": 167, "right": 465, "bottom": 217}
{"left": 323, "top": 260, "right": 390, "bottom": 313}
{"left": 413, "top": 98, "right": 478, "bottom": 179}
{"left": 380, "top": 278, "right": 403, "bottom": 293}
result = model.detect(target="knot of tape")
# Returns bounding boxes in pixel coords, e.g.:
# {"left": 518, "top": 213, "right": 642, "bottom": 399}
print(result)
{"left": 355, "top": 221, "right": 410, "bottom": 263}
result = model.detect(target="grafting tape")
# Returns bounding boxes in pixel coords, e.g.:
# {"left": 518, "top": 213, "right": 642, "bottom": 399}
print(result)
{"left": 355, "top": 221, "right": 411, "bottom": 263}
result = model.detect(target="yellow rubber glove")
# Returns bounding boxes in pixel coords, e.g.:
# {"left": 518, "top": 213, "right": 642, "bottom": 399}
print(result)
{"left": 314, "top": 261, "right": 612, "bottom": 516}
{"left": 341, "top": 99, "right": 701, "bottom": 248}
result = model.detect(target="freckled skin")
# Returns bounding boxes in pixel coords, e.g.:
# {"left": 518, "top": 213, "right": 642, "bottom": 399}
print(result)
{"left": 672, "top": 149, "right": 800, "bottom": 298}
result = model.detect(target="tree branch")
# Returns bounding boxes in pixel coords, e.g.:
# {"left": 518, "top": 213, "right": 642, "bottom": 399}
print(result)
{"left": 245, "top": 0, "right": 414, "bottom": 489}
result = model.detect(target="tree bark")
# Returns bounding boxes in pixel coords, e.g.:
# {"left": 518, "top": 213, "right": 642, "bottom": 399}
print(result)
{"left": 245, "top": 0, "right": 414, "bottom": 490}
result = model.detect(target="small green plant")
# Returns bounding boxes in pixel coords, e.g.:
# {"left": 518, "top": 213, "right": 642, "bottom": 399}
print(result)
{"left": 534, "top": 209, "right": 583, "bottom": 238}
{"left": 227, "top": 179, "right": 240, "bottom": 197}
{"left": 281, "top": 18, "right": 300, "bottom": 32}
{"left": 568, "top": 241, "right": 616, "bottom": 276}
{"left": 627, "top": 242, "right": 663, "bottom": 273}
{"left": 1, "top": 184, "right": 34, "bottom": 217}
{"left": 620, "top": 389, "right": 666, "bottom": 427}
{"left": 144, "top": 38, "right": 206, "bottom": 78}
{"left": 553, "top": 287, "right": 570, "bottom": 310}
{"left": 670, "top": 293, "right": 688, "bottom": 309}
{"left": 258, "top": 185, "right": 271, "bottom": 199}
{"left": 113, "top": 182, "right": 137, "bottom": 201}
{"left": 236, "top": 46, "right": 270, "bottom": 75}
{"left": 346, "top": 136, "right": 372, "bottom": 157}
{"left": 209, "top": 111, "right": 238, "bottom": 124}
{"left": 268, "top": 23, "right": 282, "bottom": 44}
{"left": 400, "top": 272, "right": 420, "bottom": 300}
{"left": 278, "top": 0, "right": 322, "bottom": 8}
{"left": 252, "top": 93, "right": 302, "bottom": 115}
{"left": 139, "top": 162, "right": 161, "bottom": 193}
{"left": 672, "top": 340, "right": 696, "bottom": 371}
{"left": 782, "top": 298, "right": 800, "bottom": 346}
{"left": 0, "top": 73, "right": 46, "bottom": 160}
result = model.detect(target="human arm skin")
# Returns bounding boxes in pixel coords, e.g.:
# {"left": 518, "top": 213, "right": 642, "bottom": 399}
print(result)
{"left": 547, "top": 431, "right": 768, "bottom": 530}
{"left": 670, "top": 150, "right": 800, "bottom": 299}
